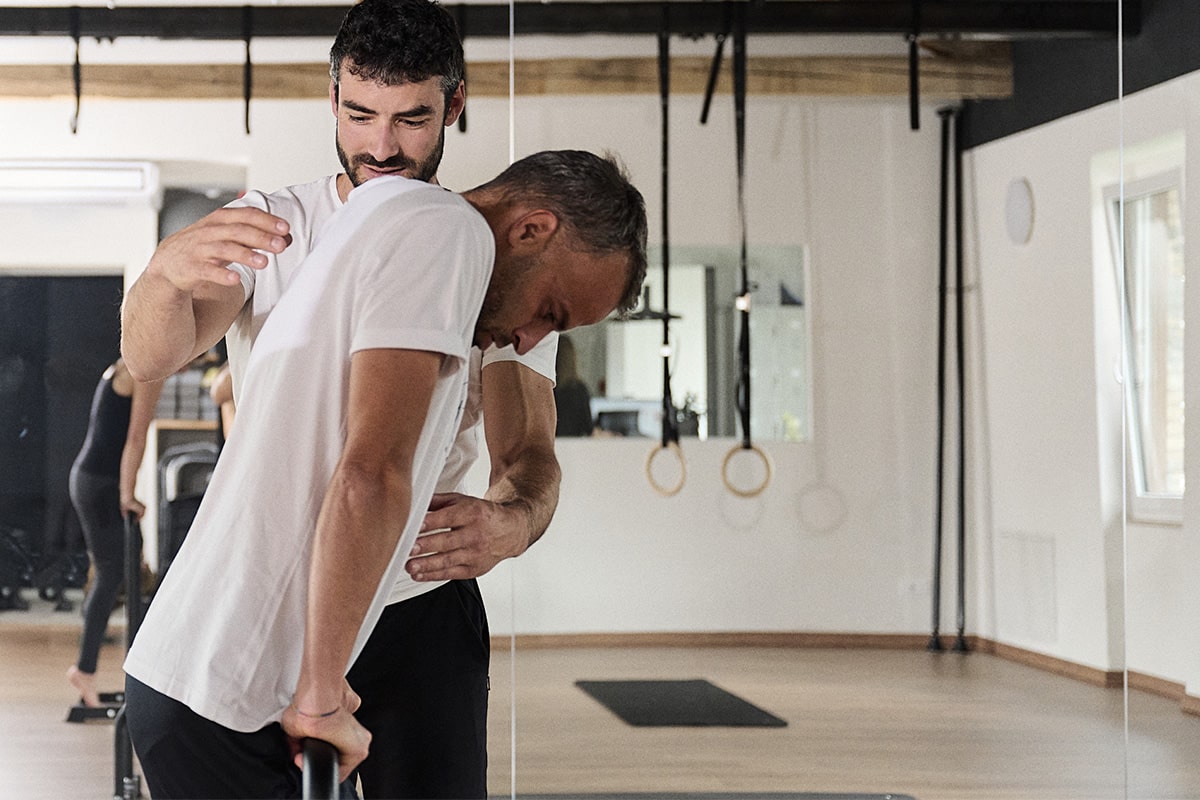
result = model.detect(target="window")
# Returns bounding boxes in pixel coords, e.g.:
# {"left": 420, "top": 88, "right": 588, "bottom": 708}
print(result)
{"left": 1105, "top": 171, "right": 1185, "bottom": 522}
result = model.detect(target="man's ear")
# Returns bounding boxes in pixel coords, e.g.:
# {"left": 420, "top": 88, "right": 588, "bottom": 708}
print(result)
{"left": 443, "top": 81, "right": 466, "bottom": 128}
{"left": 507, "top": 210, "right": 560, "bottom": 251}
{"left": 329, "top": 80, "right": 339, "bottom": 117}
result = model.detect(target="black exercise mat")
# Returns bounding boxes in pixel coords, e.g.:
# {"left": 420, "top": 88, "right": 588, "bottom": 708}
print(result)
{"left": 508, "top": 794, "right": 916, "bottom": 799}
{"left": 575, "top": 679, "right": 787, "bottom": 727}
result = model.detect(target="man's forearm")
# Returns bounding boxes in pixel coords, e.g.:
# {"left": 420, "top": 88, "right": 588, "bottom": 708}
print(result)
{"left": 484, "top": 443, "right": 561, "bottom": 553}
{"left": 120, "top": 270, "right": 205, "bottom": 381}
{"left": 480, "top": 361, "right": 561, "bottom": 555}
{"left": 296, "top": 463, "right": 412, "bottom": 712}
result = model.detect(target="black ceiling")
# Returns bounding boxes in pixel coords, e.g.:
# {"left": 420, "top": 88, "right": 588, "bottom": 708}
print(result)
{"left": 0, "top": 1, "right": 1133, "bottom": 41}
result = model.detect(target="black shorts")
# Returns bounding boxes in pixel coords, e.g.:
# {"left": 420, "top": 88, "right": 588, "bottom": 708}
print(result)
{"left": 124, "top": 675, "right": 357, "bottom": 800}
{"left": 347, "top": 579, "right": 491, "bottom": 799}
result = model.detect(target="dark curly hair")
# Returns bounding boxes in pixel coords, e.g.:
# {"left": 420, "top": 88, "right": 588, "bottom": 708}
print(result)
{"left": 329, "top": 0, "right": 465, "bottom": 111}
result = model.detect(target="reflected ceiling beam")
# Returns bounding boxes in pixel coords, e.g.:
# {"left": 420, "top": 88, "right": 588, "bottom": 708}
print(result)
{"left": 0, "top": 2, "right": 1131, "bottom": 40}
{"left": 0, "top": 48, "right": 1012, "bottom": 100}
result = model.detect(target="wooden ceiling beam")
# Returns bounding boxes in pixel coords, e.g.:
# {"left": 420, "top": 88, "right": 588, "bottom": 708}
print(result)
{"left": 0, "top": 50, "right": 1012, "bottom": 101}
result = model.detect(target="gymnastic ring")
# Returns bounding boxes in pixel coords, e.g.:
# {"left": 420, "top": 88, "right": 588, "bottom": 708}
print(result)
{"left": 645, "top": 441, "right": 686, "bottom": 497}
{"left": 721, "top": 443, "right": 772, "bottom": 498}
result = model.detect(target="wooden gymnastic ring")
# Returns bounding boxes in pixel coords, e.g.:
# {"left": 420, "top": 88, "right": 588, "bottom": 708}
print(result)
{"left": 645, "top": 441, "right": 686, "bottom": 497}
{"left": 721, "top": 443, "right": 772, "bottom": 498}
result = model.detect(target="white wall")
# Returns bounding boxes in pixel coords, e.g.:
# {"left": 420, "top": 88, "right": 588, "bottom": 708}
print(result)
{"left": 966, "top": 69, "right": 1200, "bottom": 692}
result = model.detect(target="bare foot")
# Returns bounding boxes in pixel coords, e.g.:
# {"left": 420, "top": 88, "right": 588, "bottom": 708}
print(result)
{"left": 67, "top": 665, "right": 101, "bottom": 707}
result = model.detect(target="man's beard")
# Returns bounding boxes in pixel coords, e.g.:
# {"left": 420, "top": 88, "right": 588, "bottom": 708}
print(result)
{"left": 475, "top": 253, "right": 538, "bottom": 349}
{"left": 335, "top": 124, "right": 446, "bottom": 188}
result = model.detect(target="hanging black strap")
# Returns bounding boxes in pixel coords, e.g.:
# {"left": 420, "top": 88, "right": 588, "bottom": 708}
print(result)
{"left": 658, "top": 7, "right": 679, "bottom": 450}
{"left": 908, "top": 0, "right": 921, "bottom": 130}
{"left": 243, "top": 5, "right": 253, "bottom": 135}
{"left": 699, "top": 4, "right": 730, "bottom": 126}
{"left": 732, "top": 2, "right": 752, "bottom": 451}
{"left": 70, "top": 6, "right": 81, "bottom": 134}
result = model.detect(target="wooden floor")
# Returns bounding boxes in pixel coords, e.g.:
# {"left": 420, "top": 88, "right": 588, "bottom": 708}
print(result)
{"left": 3, "top": 596, "right": 1200, "bottom": 800}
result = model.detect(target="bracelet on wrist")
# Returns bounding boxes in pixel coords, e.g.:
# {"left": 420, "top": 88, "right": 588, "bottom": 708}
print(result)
{"left": 290, "top": 703, "right": 339, "bottom": 719}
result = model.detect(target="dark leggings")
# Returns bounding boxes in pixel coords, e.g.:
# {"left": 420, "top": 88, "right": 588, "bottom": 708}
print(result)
{"left": 68, "top": 466, "right": 125, "bottom": 674}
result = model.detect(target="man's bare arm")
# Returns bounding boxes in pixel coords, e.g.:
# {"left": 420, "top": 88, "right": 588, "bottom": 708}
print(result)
{"left": 120, "top": 206, "right": 290, "bottom": 381}
{"left": 284, "top": 347, "right": 443, "bottom": 779}
{"left": 408, "top": 359, "right": 560, "bottom": 580}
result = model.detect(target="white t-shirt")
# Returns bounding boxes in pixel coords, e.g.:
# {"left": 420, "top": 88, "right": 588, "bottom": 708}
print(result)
{"left": 224, "top": 175, "right": 558, "bottom": 604}
{"left": 125, "top": 177, "right": 493, "bottom": 732}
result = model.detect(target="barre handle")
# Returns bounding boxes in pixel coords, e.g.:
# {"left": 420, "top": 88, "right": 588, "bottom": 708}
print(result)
{"left": 301, "top": 737, "right": 339, "bottom": 800}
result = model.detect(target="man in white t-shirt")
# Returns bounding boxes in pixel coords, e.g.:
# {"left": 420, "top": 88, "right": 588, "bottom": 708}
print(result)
{"left": 121, "top": 149, "right": 647, "bottom": 800}
{"left": 119, "top": 1, "right": 570, "bottom": 797}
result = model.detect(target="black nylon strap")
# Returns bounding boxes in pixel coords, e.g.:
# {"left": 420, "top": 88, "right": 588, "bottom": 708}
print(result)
{"left": 243, "top": 5, "right": 253, "bottom": 134}
{"left": 658, "top": 6, "right": 679, "bottom": 449}
{"left": 70, "top": 6, "right": 80, "bottom": 134}
{"left": 733, "top": 2, "right": 752, "bottom": 450}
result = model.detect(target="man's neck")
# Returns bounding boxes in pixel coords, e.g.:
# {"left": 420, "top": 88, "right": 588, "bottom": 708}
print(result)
{"left": 336, "top": 171, "right": 444, "bottom": 204}
{"left": 335, "top": 173, "right": 353, "bottom": 204}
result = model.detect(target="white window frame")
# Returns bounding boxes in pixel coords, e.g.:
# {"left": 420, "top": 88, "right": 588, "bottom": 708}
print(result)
{"left": 1103, "top": 169, "right": 1185, "bottom": 525}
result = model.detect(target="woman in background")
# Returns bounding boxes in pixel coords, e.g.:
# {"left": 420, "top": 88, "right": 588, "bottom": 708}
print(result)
{"left": 553, "top": 334, "right": 595, "bottom": 437}
{"left": 66, "top": 358, "right": 163, "bottom": 707}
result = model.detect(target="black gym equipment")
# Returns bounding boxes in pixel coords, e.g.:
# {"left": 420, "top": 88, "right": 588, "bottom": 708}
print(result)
{"left": 720, "top": 2, "right": 771, "bottom": 498}
{"left": 155, "top": 441, "right": 219, "bottom": 586}
{"left": 928, "top": 105, "right": 968, "bottom": 654}
{"left": 0, "top": 524, "right": 34, "bottom": 611}
{"left": 643, "top": 4, "right": 687, "bottom": 497}
{"left": 0, "top": 520, "right": 88, "bottom": 614}
{"left": 302, "top": 738, "right": 340, "bottom": 800}
{"left": 112, "top": 512, "right": 144, "bottom": 800}
{"left": 65, "top": 689, "right": 123, "bottom": 724}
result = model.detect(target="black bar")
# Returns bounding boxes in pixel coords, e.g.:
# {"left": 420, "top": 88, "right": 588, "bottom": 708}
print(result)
{"left": 123, "top": 513, "right": 144, "bottom": 649}
{"left": 952, "top": 105, "right": 968, "bottom": 653}
{"left": 114, "top": 512, "right": 144, "bottom": 799}
{"left": 302, "top": 738, "right": 339, "bottom": 800}
{"left": 929, "top": 106, "right": 952, "bottom": 653}
{"left": 0, "top": 2, "right": 1126, "bottom": 40}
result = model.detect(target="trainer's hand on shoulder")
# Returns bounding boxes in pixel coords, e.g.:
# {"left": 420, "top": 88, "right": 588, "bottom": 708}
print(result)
{"left": 149, "top": 206, "right": 291, "bottom": 293}
{"left": 406, "top": 493, "right": 531, "bottom": 582}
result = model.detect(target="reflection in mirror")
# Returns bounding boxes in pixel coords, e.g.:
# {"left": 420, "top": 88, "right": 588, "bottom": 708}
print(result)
{"left": 1110, "top": 0, "right": 1200, "bottom": 795}
{"left": 573, "top": 245, "right": 809, "bottom": 441}
{"left": 1100, "top": 138, "right": 1185, "bottom": 524}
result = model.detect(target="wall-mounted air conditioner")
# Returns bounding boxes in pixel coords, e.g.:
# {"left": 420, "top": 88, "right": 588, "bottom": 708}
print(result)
{"left": 0, "top": 160, "right": 161, "bottom": 207}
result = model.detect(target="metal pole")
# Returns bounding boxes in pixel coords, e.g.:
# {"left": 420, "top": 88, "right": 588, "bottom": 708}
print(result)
{"left": 952, "top": 105, "right": 969, "bottom": 652}
{"left": 929, "top": 106, "right": 953, "bottom": 652}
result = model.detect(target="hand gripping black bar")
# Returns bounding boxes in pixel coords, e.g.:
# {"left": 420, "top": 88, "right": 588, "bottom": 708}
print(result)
{"left": 302, "top": 737, "right": 340, "bottom": 800}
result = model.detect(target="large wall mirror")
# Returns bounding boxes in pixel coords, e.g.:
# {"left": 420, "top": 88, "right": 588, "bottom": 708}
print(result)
{"left": 3, "top": 2, "right": 1200, "bottom": 799}
{"left": 573, "top": 244, "right": 808, "bottom": 440}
